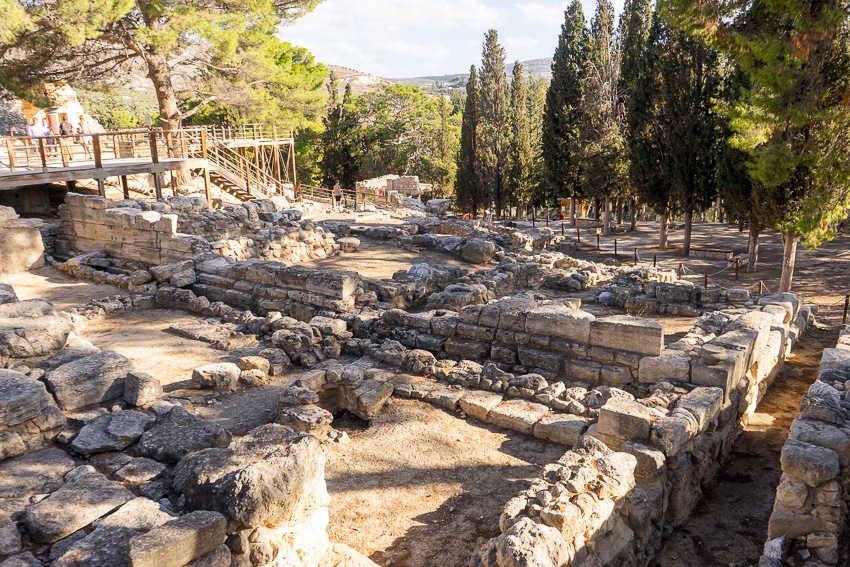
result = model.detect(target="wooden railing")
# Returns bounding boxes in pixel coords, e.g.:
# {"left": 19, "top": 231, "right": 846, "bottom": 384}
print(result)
{"left": 204, "top": 124, "right": 292, "bottom": 144}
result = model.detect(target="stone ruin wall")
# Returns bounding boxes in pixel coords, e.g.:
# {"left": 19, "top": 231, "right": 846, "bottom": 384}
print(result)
{"left": 466, "top": 295, "right": 815, "bottom": 567}
{"left": 758, "top": 321, "right": 850, "bottom": 567}
{"left": 55, "top": 193, "right": 343, "bottom": 266}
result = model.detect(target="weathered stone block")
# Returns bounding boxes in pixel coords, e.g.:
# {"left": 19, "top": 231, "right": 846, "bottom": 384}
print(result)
{"left": 525, "top": 305, "right": 594, "bottom": 343}
{"left": 44, "top": 351, "right": 134, "bottom": 411}
{"left": 598, "top": 397, "right": 652, "bottom": 441}
{"left": 589, "top": 315, "right": 663, "bottom": 356}
{"left": 638, "top": 351, "right": 691, "bottom": 383}
{"left": 0, "top": 370, "right": 51, "bottom": 427}
{"left": 487, "top": 399, "right": 550, "bottom": 435}
{"left": 128, "top": 511, "right": 226, "bottom": 567}
{"left": 458, "top": 390, "right": 504, "bottom": 421}
{"left": 124, "top": 372, "right": 162, "bottom": 407}
{"left": 533, "top": 414, "right": 589, "bottom": 446}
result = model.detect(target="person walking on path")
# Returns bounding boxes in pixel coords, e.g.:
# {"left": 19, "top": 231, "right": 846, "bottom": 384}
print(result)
{"left": 59, "top": 115, "right": 74, "bottom": 162}
{"left": 77, "top": 116, "right": 93, "bottom": 159}
{"left": 332, "top": 180, "right": 343, "bottom": 211}
{"left": 41, "top": 118, "right": 57, "bottom": 158}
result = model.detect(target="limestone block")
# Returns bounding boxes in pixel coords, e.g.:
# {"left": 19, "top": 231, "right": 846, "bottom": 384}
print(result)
{"left": 638, "top": 351, "right": 691, "bottom": 383}
{"left": 768, "top": 501, "right": 828, "bottom": 540}
{"left": 425, "top": 388, "right": 465, "bottom": 410}
{"left": 780, "top": 440, "right": 840, "bottom": 488}
{"left": 0, "top": 219, "right": 45, "bottom": 274}
{"left": 526, "top": 305, "right": 594, "bottom": 343}
{"left": 820, "top": 348, "right": 850, "bottom": 372}
{"left": 173, "top": 425, "right": 328, "bottom": 529}
{"left": 191, "top": 363, "right": 238, "bottom": 390}
{"left": 562, "top": 359, "right": 601, "bottom": 384}
{"left": 598, "top": 397, "right": 652, "bottom": 441}
{"left": 70, "top": 411, "right": 155, "bottom": 455}
{"left": 309, "top": 316, "right": 346, "bottom": 336}
{"left": 445, "top": 338, "right": 489, "bottom": 360}
{"left": 124, "top": 372, "right": 162, "bottom": 407}
{"left": 650, "top": 416, "right": 691, "bottom": 456}
{"left": 690, "top": 356, "right": 742, "bottom": 402}
{"left": 674, "top": 387, "right": 723, "bottom": 430}
{"left": 517, "top": 347, "right": 562, "bottom": 373}
{"left": 0, "top": 370, "right": 51, "bottom": 427}
{"left": 622, "top": 440, "right": 666, "bottom": 480}
{"left": 487, "top": 399, "right": 550, "bottom": 435}
{"left": 534, "top": 414, "right": 589, "bottom": 445}
{"left": 469, "top": 517, "right": 571, "bottom": 567}
{"left": 128, "top": 511, "right": 226, "bottom": 567}
{"left": 589, "top": 315, "right": 663, "bottom": 356}
{"left": 22, "top": 473, "right": 133, "bottom": 543}
{"left": 136, "top": 407, "right": 231, "bottom": 465}
{"left": 458, "top": 390, "right": 504, "bottom": 421}
{"left": 44, "top": 351, "right": 134, "bottom": 411}
{"left": 0, "top": 432, "right": 26, "bottom": 461}
{"left": 0, "top": 513, "right": 21, "bottom": 557}
{"left": 305, "top": 270, "right": 360, "bottom": 300}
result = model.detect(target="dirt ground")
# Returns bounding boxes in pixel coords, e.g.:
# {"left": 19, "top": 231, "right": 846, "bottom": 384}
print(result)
{"left": 3, "top": 265, "right": 127, "bottom": 311}
{"left": 303, "top": 235, "right": 466, "bottom": 280}
{"left": 653, "top": 324, "right": 839, "bottom": 567}
{"left": 324, "top": 399, "right": 564, "bottom": 567}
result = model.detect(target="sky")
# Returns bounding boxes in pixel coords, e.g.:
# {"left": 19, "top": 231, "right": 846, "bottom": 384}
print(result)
{"left": 280, "top": 0, "right": 625, "bottom": 78}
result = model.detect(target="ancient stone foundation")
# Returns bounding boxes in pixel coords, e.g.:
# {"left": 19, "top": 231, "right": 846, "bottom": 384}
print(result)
{"left": 759, "top": 320, "right": 850, "bottom": 567}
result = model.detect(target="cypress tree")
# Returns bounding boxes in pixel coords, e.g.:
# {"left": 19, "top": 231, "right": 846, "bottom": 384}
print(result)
{"left": 527, "top": 75, "right": 548, "bottom": 207}
{"left": 478, "top": 29, "right": 511, "bottom": 217}
{"left": 508, "top": 62, "right": 534, "bottom": 214}
{"left": 456, "top": 66, "right": 482, "bottom": 215}
{"left": 581, "top": 0, "right": 628, "bottom": 237}
{"left": 542, "top": 0, "right": 587, "bottom": 225}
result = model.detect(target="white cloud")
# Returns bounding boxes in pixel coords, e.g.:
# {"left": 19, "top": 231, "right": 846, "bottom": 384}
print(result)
{"left": 279, "top": 0, "right": 624, "bottom": 77}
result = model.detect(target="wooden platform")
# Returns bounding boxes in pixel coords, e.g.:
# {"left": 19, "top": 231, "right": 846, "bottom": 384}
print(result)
{"left": 0, "top": 157, "right": 206, "bottom": 190}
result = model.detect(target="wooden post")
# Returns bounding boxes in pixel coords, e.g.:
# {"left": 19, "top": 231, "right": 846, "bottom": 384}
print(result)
{"left": 634, "top": 248, "right": 638, "bottom": 266}
{"left": 290, "top": 137, "right": 297, "bottom": 187}
{"left": 678, "top": 263, "right": 683, "bottom": 279}
{"left": 121, "top": 175, "right": 130, "bottom": 199}
{"left": 843, "top": 295, "right": 849, "bottom": 326}
{"left": 532, "top": 210, "right": 535, "bottom": 227}
{"left": 203, "top": 168, "right": 212, "bottom": 207}
{"left": 59, "top": 137, "right": 69, "bottom": 167}
{"left": 38, "top": 137, "right": 47, "bottom": 170}
{"left": 6, "top": 139, "right": 17, "bottom": 171}
{"left": 704, "top": 273, "right": 708, "bottom": 288}
{"left": 597, "top": 234, "right": 600, "bottom": 250}
{"left": 201, "top": 130, "right": 209, "bottom": 160}
{"left": 153, "top": 172, "right": 163, "bottom": 201}
{"left": 759, "top": 281, "right": 764, "bottom": 296}
{"left": 614, "top": 239, "right": 617, "bottom": 258}
{"left": 561, "top": 223, "right": 564, "bottom": 236}
{"left": 653, "top": 254, "right": 657, "bottom": 267}
{"left": 576, "top": 227, "right": 580, "bottom": 244}
{"left": 148, "top": 132, "right": 158, "bottom": 164}
{"left": 113, "top": 134, "right": 120, "bottom": 159}
{"left": 735, "top": 258, "right": 740, "bottom": 280}
{"left": 180, "top": 130, "right": 188, "bottom": 159}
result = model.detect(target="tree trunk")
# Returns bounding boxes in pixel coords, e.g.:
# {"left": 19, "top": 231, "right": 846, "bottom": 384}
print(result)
{"left": 682, "top": 209, "right": 693, "bottom": 256}
{"left": 717, "top": 199, "right": 724, "bottom": 224}
{"left": 779, "top": 232, "right": 798, "bottom": 292}
{"left": 593, "top": 198, "right": 600, "bottom": 220}
{"left": 659, "top": 211, "right": 668, "bottom": 249}
{"left": 570, "top": 195, "right": 576, "bottom": 226}
{"left": 603, "top": 196, "right": 612, "bottom": 236}
{"left": 630, "top": 197, "right": 637, "bottom": 231}
{"left": 747, "top": 224, "right": 760, "bottom": 272}
{"left": 146, "top": 52, "right": 181, "bottom": 131}
{"left": 616, "top": 200, "right": 624, "bottom": 224}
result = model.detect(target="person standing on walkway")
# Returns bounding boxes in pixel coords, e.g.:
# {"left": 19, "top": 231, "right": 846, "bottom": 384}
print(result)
{"left": 77, "top": 116, "right": 93, "bottom": 159}
{"left": 59, "top": 115, "right": 75, "bottom": 162}
{"left": 41, "top": 118, "right": 57, "bottom": 158}
{"left": 333, "top": 180, "right": 343, "bottom": 211}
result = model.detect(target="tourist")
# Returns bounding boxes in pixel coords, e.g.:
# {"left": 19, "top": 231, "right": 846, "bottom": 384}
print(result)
{"left": 333, "top": 180, "right": 342, "bottom": 211}
{"left": 41, "top": 118, "right": 57, "bottom": 158}
{"left": 59, "top": 115, "right": 74, "bottom": 162}
{"left": 77, "top": 116, "right": 93, "bottom": 159}
{"left": 294, "top": 181, "right": 303, "bottom": 203}
{"left": 24, "top": 117, "right": 39, "bottom": 162}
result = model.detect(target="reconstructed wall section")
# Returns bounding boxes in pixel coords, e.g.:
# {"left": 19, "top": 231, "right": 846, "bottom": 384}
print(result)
{"left": 759, "top": 321, "right": 850, "bottom": 567}
{"left": 466, "top": 295, "right": 814, "bottom": 567}
{"left": 55, "top": 193, "right": 340, "bottom": 266}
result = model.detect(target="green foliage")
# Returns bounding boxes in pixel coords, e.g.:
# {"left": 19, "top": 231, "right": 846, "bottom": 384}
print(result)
{"left": 662, "top": 0, "right": 850, "bottom": 250}
{"left": 526, "top": 75, "right": 549, "bottom": 205}
{"left": 477, "top": 29, "right": 511, "bottom": 216}
{"left": 580, "top": 0, "right": 629, "bottom": 205}
{"left": 76, "top": 89, "right": 159, "bottom": 128}
{"left": 508, "top": 62, "right": 534, "bottom": 209}
{"left": 320, "top": 77, "right": 359, "bottom": 189}
{"left": 0, "top": 0, "right": 323, "bottom": 127}
{"left": 542, "top": 1, "right": 587, "bottom": 202}
{"left": 456, "top": 66, "right": 483, "bottom": 214}
{"left": 627, "top": 12, "right": 723, "bottom": 217}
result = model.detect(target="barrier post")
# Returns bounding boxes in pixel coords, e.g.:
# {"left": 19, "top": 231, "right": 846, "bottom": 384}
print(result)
{"left": 704, "top": 274, "right": 708, "bottom": 288}
{"left": 843, "top": 295, "right": 849, "bottom": 326}
{"left": 678, "top": 263, "right": 683, "bottom": 279}
{"left": 653, "top": 254, "right": 657, "bottom": 267}
{"left": 614, "top": 239, "right": 618, "bottom": 258}
{"left": 759, "top": 281, "right": 764, "bottom": 296}
{"left": 735, "top": 258, "right": 740, "bottom": 280}
{"left": 634, "top": 248, "right": 637, "bottom": 266}
{"left": 576, "top": 227, "right": 580, "bottom": 244}
{"left": 597, "top": 234, "right": 600, "bottom": 250}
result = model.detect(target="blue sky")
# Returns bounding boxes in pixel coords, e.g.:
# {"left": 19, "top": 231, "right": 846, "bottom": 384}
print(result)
{"left": 280, "top": 0, "right": 625, "bottom": 78}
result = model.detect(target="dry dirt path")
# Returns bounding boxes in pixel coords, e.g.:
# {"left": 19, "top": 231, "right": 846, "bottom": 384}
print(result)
{"left": 324, "top": 399, "right": 565, "bottom": 567}
{"left": 653, "top": 324, "right": 838, "bottom": 567}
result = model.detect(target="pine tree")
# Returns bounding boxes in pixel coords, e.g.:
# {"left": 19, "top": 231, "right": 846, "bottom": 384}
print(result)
{"left": 542, "top": 0, "right": 587, "bottom": 224}
{"left": 456, "top": 66, "right": 483, "bottom": 215}
{"left": 508, "top": 62, "right": 534, "bottom": 214}
{"left": 527, "top": 75, "right": 548, "bottom": 207}
{"left": 666, "top": 0, "right": 850, "bottom": 291}
{"left": 477, "top": 29, "right": 511, "bottom": 217}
